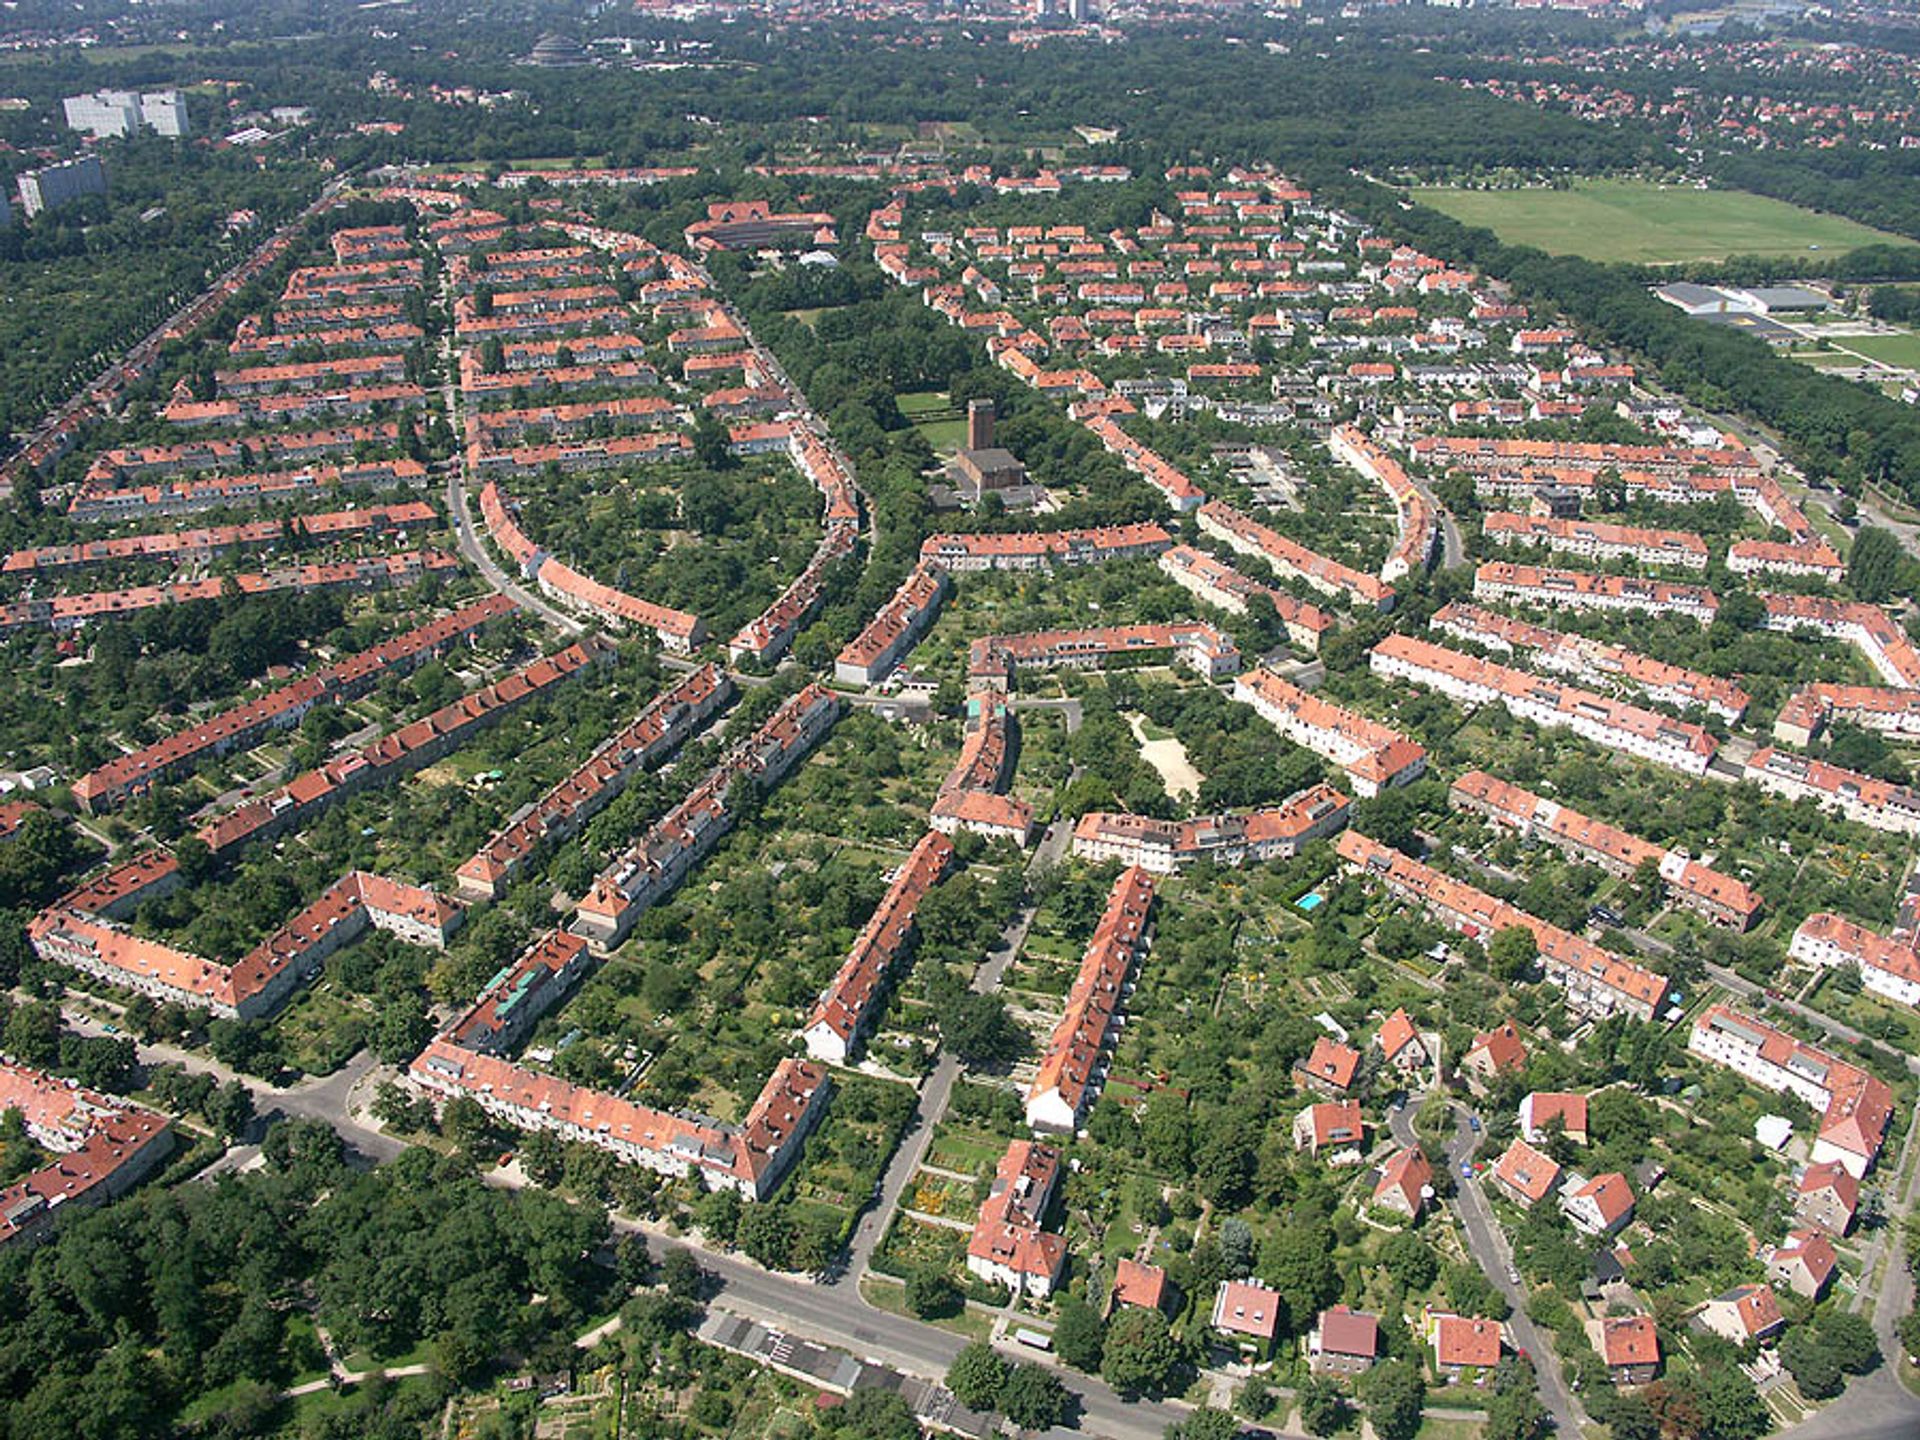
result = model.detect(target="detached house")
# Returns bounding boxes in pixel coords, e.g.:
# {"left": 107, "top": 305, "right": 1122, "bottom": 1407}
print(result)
{"left": 1563, "top": 1172, "right": 1635, "bottom": 1238}
{"left": 1213, "top": 1279, "right": 1283, "bottom": 1356}
{"left": 1296, "top": 1036, "right": 1362, "bottom": 1095}
{"left": 1491, "top": 1138, "right": 1561, "bottom": 1210}
{"left": 1110, "top": 1258, "right": 1170, "bottom": 1316}
{"left": 1699, "top": 1284, "right": 1785, "bottom": 1346}
{"left": 1519, "top": 1091, "right": 1588, "bottom": 1146}
{"left": 1376, "top": 1008, "right": 1428, "bottom": 1073}
{"left": 1794, "top": 1161, "right": 1859, "bottom": 1237}
{"left": 1431, "top": 1312, "right": 1504, "bottom": 1381}
{"left": 1293, "top": 1101, "right": 1366, "bottom": 1164}
{"left": 1592, "top": 1315, "right": 1660, "bottom": 1386}
{"left": 1309, "top": 1306, "right": 1381, "bottom": 1376}
{"left": 1373, "top": 1147, "right": 1433, "bottom": 1220}
{"left": 1765, "top": 1230, "right": 1839, "bottom": 1300}
{"left": 1461, "top": 1020, "right": 1527, "bottom": 1089}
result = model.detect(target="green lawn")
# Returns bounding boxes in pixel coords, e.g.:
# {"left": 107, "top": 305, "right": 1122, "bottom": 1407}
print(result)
{"left": 916, "top": 418, "right": 968, "bottom": 455}
{"left": 896, "top": 391, "right": 952, "bottom": 418}
{"left": 1414, "top": 180, "right": 1906, "bottom": 264}
{"left": 1834, "top": 331, "right": 1920, "bottom": 371}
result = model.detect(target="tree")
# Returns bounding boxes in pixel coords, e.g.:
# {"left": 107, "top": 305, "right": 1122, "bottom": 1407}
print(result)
{"left": 738, "top": 1205, "right": 795, "bottom": 1270}
{"left": 946, "top": 1342, "right": 1008, "bottom": 1412}
{"left": 2, "top": 1001, "right": 61, "bottom": 1068}
{"left": 1781, "top": 1327, "right": 1843, "bottom": 1399}
{"left": 622, "top": 1291, "right": 699, "bottom": 1352}
{"left": 906, "top": 1267, "right": 960, "bottom": 1320}
{"left": 1849, "top": 524, "right": 1906, "bottom": 603}
{"left": 1101, "top": 1306, "right": 1184, "bottom": 1396}
{"left": 942, "top": 993, "right": 1023, "bottom": 1063}
{"left": 1489, "top": 926, "right": 1538, "bottom": 982}
{"left": 1484, "top": 1380, "right": 1549, "bottom": 1440}
{"left": 614, "top": 1233, "right": 655, "bottom": 1290}
{"left": 1141, "top": 1092, "right": 1192, "bottom": 1172}
{"left": 1053, "top": 1294, "right": 1106, "bottom": 1371}
{"left": 1192, "top": 1124, "right": 1256, "bottom": 1208}
{"left": 370, "top": 1002, "right": 432, "bottom": 1066}
{"left": 826, "top": 1388, "right": 922, "bottom": 1440}
{"left": 1381, "top": 1230, "right": 1439, "bottom": 1291}
{"left": 520, "top": 1129, "right": 565, "bottom": 1187}
{"left": 207, "top": 1079, "right": 255, "bottom": 1141}
{"left": 999, "top": 1363, "right": 1068, "bottom": 1430}
{"left": 1898, "top": 1305, "right": 1920, "bottom": 1362}
{"left": 440, "top": 1094, "right": 494, "bottom": 1159}
{"left": 1164, "top": 1408, "right": 1238, "bottom": 1440}
{"left": 1589, "top": 1391, "right": 1658, "bottom": 1440}
{"left": 1218, "top": 1216, "right": 1254, "bottom": 1278}
{"left": 1260, "top": 1221, "right": 1338, "bottom": 1335}
{"left": 1814, "top": 1309, "right": 1878, "bottom": 1374}
{"left": 694, "top": 1185, "right": 742, "bottom": 1247}
{"left": 693, "top": 415, "right": 735, "bottom": 471}
{"left": 1298, "top": 1375, "right": 1349, "bottom": 1437}
{"left": 661, "top": 1247, "right": 707, "bottom": 1300}
{"left": 1359, "top": 1360, "right": 1424, "bottom": 1440}
{"left": 172, "top": 835, "right": 215, "bottom": 885}
{"left": 1694, "top": 1365, "right": 1769, "bottom": 1440}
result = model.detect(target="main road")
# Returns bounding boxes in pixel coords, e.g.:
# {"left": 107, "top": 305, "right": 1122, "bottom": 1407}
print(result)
{"left": 606, "top": 1216, "right": 1192, "bottom": 1440}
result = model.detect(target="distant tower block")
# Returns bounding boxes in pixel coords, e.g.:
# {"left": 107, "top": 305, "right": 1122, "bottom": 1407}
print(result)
{"left": 968, "top": 399, "right": 995, "bottom": 453}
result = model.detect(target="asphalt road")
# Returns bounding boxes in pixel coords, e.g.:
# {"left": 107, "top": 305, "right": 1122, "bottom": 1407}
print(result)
{"left": 1779, "top": 1093, "right": 1920, "bottom": 1440}
{"left": 59, "top": 1000, "right": 407, "bottom": 1163}
{"left": 606, "top": 1216, "right": 1193, "bottom": 1440}
{"left": 1405, "top": 466, "right": 1466, "bottom": 571}
{"left": 1388, "top": 1100, "right": 1586, "bottom": 1436}
{"left": 1700, "top": 956, "right": 1920, "bottom": 1079}
{"left": 433, "top": 290, "right": 583, "bottom": 635}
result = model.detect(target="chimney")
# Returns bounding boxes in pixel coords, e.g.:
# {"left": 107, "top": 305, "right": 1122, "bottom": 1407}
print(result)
{"left": 968, "top": 398, "right": 995, "bottom": 452}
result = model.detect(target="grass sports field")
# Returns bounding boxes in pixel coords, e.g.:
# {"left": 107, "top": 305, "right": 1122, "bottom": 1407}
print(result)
{"left": 1415, "top": 179, "right": 1906, "bottom": 264}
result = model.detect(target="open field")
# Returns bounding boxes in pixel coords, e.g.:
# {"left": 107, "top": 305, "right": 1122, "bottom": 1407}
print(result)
{"left": 898, "top": 389, "right": 970, "bottom": 454}
{"left": 1415, "top": 180, "right": 1907, "bottom": 264}
{"left": 1837, "top": 330, "right": 1920, "bottom": 370}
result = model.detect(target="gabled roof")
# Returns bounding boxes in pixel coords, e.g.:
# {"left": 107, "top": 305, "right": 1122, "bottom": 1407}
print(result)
{"left": 1769, "top": 1229, "right": 1838, "bottom": 1288}
{"left": 1796, "top": 1160, "right": 1860, "bottom": 1212}
{"left": 1298, "top": 1036, "right": 1361, "bottom": 1090}
{"left": 1318, "top": 1305, "right": 1380, "bottom": 1359}
{"left": 1374, "top": 1147, "right": 1433, "bottom": 1212}
{"left": 1112, "top": 1258, "right": 1167, "bottom": 1310}
{"left": 1522, "top": 1091, "right": 1588, "bottom": 1137}
{"left": 1468, "top": 1019, "right": 1528, "bottom": 1073}
{"left": 1376, "top": 1008, "right": 1421, "bottom": 1062}
{"left": 1599, "top": 1315, "right": 1659, "bottom": 1369}
{"left": 1213, "top": 1279, "right": 1282, "bottom": 1340}
{"left": 1493, "top": 1138, "right": 1561, "bottom": 1204}
{"left": 1570, "top": 1172, "right": 1635, "bottom": 1228}
{"left": 1433, "top": 1312, "right": 1502, "bottom": 1368}
{"left": 1714, "top": 1284, "right": 1785, "bottom": 1338}
{"left": 1299, "top": 1100, "right": 1365, "bottom": 1149}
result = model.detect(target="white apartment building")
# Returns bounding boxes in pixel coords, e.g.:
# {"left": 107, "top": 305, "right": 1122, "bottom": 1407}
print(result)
{"left": 1370, "top": 635, "right": 1716, "bottom": 777}
{"left": 1790, "top": 913, "right": 1920, "bottom": 1011}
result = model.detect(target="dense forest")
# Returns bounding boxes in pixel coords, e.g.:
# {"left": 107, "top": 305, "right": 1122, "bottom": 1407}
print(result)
{"left": 0, "top": 1121, "right": 613, "bottom": 1440}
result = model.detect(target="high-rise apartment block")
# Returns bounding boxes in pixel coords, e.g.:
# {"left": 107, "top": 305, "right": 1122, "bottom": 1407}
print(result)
{"left": 17, "top": 156, "right": 106, "bottom": 219}
{"left": 63, "top": 89, "right": 190, "bottom": 139}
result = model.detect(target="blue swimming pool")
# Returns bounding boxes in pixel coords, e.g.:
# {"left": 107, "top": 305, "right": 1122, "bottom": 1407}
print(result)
{"left": 1297, "top": 892, "right": 1325, "bottom": 912}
